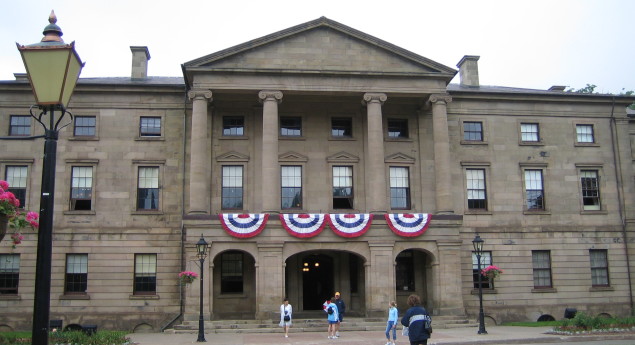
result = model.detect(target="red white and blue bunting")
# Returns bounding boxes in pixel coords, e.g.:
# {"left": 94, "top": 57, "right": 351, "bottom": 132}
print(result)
{"left": 219, "top": 213, "right": 269, "bottom": 238}
{"left": 384, "top": 213, "right": 432, "bottom": 237}
{"left": 327, "top": 214, "right": 372, "bottom": 238}
{"left": 280, "top": 214, "right": 327, "bottom": 238}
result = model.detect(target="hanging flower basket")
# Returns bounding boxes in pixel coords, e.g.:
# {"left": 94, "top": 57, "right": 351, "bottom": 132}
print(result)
{"left": 178, "top": 271, "right": 198, "bottom": 285}
{"left": 481, "top": 265, "right": 503, "bottom": 279}
{"left": 1, "top": 180, "right": 39, "bottom": 247}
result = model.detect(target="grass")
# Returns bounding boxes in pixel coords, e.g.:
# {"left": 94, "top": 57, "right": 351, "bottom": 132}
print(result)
{"left": 0, "top": 330, "right": 130, "bottom": 345}
{"left": 503, "top": 313, "right": 635, "bottom": 334}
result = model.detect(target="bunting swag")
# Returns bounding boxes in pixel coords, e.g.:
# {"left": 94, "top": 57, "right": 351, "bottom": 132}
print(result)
{"left": 328, "top": 214, "right": 372, "bottom": 238}
{"left": 385, "top": 213, "right": 432, "bottom": 237}
{"left": 280, "top": 214, "right": 327, "bottom": 238}
{"left": 220, "top": 213, "right": 269, "bottom": 238}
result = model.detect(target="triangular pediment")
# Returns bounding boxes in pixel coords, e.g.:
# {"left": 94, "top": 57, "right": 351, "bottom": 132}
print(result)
{"left": 216, "top": 151, "right": 249, "bottom": 162}
{"left": 279, "top": 151, "right": 309, "bottom": 162}
{"left": 326, "top": 151, "right": 360, "bottom": 163}
{"left": 385, "top": 152, "right": 416, "bottom": 164}
{"left": 184, "top": 17, "right": 455, "bottom": 79}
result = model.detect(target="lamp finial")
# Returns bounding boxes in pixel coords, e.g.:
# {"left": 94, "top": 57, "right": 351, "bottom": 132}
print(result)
{"left": 42, "top": 9, "right": 63, "bottom": 43}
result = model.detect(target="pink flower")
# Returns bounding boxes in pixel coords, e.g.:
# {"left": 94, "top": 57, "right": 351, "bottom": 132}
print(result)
{"left": 0, "top": 180, "right": 8, "bottom": 191}
{"left": 26, "top": 212, "right": 39, "bottom": 221}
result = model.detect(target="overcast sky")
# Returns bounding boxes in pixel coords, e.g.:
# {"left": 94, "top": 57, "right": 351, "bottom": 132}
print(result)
{"left": 1, "top": 0, "right": 633, "bottom": 94}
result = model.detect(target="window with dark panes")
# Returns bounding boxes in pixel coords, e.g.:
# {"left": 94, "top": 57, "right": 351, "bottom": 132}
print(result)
{"left": 134, "top": 254, "right": 157, "bottom": 294}
{"left": 137, "top": 167, "right": 159, "bottom": 210}
{"left": 70, "top": 166, "right": 93, "bottom": 210}
{"left": 463, "top": 121, "right": 483, "bottom": 141}
{"left": 65, "top": 254, "right": 88, "bottom": 294}
{"left": 5, "top": 166, "right": 27, "bottom": 208}
{"left": 280, "top": 117, "right": 302, "bottom": 136}
{"left": 9, "top": 115, "right": 30, "bottom": 136}
{"left": 332, "top": 166, "right": 353, "bottom": 209}
{"left": 472, "top": 251, "right": 492, "bottom": 289}
{"left": 223, "top": 116, "right": 244, "bottom": 136}
{"left": 590, "top": 249, "right": 609, "bottom": 287}
{"left": 73, "top": 116, "right": 96, "bottom": 136}
{"left": 521, "top": 123, "right": 539, "bottom": 142}
{"left": 581, "top": 170, "right": 601, "bottom": 210}
{"left": 387, "top": 119, "right": 408, "bottom": 139}
{"left": 0, "top": 254, "right": 20, "bottom": 295}
{"left": 396, "top": 250, "right": 414, "bottom": 291}
{"left": 281, "top": 166, "right": 302, "bottom": 209}
{"left": 466, "top": 169, "right": 487, "bottom": 210}
{"left": 222, "top": 166, "right": 243, "bottom": 210}
{"left": 389, "top": 167, "right": 410, "bottom": 209}
{"left": 331, "top": 118, "right": 352, "bottom": 138}
{"left": 139, "top": 117, "right": 161, "bottom": 137}
{"left": 524, "top": 169, "right": 544, "bottom": 210}
{"left": 221, "top": 251, "right": 243, "bottom": 293}
{"left": 532, "top": 250, "right": 552, "bottom": 288}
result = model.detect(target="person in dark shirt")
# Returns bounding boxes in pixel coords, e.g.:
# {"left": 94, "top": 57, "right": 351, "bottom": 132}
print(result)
{"left": 400, "top": 294, "right": 432, "bottom": 345}
{"left": 334, "top": 291, "right": 346, "bottom": 337}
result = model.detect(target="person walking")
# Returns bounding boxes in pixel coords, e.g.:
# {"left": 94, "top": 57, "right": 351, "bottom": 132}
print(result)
{"left": 334, "top": 292, "right": 346, "bottom": 337}
{"left": 325, "top": 297, "right": 339, "bottom": 339}
{"left": 385, "top": 301, "right": 398, "bottom": 345}
{"left": 400, "top": 294, "right": 432, "bottom": 345}
{"left": 279, "top": 297, "right": 293, "bottom": 338}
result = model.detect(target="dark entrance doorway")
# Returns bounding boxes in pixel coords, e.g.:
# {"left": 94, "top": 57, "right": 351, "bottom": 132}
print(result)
{"left": 302, "top": 254, "right": 334, "bottom": 310}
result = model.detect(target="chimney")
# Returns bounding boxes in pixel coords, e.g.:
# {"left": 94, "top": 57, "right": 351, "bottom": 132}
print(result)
{"left": 548, "top": 85, "right": 567, "bottom": 92}
{"left": 130, "top": 46, "right": 151, "bottom": 79}
{"left": 456, "top": 55, "right": 480, "bottom": 87}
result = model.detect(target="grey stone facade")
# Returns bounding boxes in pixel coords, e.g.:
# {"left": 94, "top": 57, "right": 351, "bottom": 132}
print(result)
{"left": 0, "top": 17, "right": 633, "bottom": 332}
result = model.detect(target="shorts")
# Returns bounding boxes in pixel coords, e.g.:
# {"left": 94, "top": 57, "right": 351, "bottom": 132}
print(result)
{"left": 338, "top": 314, "right": 344, "bottom": 322}
{"left": 328, "top": 320, "right": 338, "bottom": 325}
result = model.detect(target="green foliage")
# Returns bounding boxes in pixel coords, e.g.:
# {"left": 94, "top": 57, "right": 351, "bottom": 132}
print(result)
{"left": 555, "top": 312, "right": 635, "bottom": 332}
{"left": 566, "top": 84, "right": 597, "bottom": 93}
{"left": 0, "top": 330, "right": 129, "bottom": 345}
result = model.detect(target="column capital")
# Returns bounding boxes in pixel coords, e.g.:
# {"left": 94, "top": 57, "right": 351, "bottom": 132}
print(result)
{"left": 428, "top": 93, "right": 452, "bottom": 105}
{"left": 362, "top": 92, "right": 387, "bottom": 106}
{"left": 187, "top": 89, "right": 213, "bottom": 101}
{"left": 258, "top": 90, "right": 283, "bottom": 103}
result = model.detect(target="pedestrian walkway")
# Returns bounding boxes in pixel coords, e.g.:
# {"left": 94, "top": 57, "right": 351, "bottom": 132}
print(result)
{"left": 126, "top": 325, "right": 635, "bottom": 345}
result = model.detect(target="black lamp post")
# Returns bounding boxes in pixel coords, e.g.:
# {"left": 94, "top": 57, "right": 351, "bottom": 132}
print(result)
{"left": 472, "top": 234, "right": 487, "bottom": 334}
{"left": 16, "top": 11, "right": 84, "bottom": 345}
{"left": 196, "top": 235, "right": 209, "bottom": 342}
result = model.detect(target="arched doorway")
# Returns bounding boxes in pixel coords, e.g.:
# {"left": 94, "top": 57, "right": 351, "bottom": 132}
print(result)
{"left": 302, "top": 254, "right": 333, "bottom": 310}
{"left": 212, "top": 250, "right": 256, "bottom": 320}
{"left": 395, "top": 249, "right": 433, "bottom": 312}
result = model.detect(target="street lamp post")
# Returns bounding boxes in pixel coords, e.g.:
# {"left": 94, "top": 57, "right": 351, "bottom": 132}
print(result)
{"left": 472, "top": 234, "right": 487, "bottom": 335}
{"left": 195, "top": 235, "right": 209, "bottom": 342}
{"left": 15, "top": 11, "right": 84, "bottom": 345}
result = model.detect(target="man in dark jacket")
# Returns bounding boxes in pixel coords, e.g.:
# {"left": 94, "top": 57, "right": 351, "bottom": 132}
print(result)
{"left": 334, "top": 292, "right": 346, "bottom": 337}
{"left": 400, "top": 294, "right": 432, "bottom": 345}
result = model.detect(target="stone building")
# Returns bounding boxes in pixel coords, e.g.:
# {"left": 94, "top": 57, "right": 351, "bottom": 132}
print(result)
{"left": 0, "top": 17, "right": 634, "bottom": 331}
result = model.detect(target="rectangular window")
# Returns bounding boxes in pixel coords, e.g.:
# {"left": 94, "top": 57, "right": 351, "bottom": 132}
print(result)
{"left": 221, "top": 251, "right": 243, "bottom": 294}
{"left": 5, "top": 166, "right": 27, "bottom": 208}
{"left": 576, "top": 124, "right": 595, "bottom": 143}
{"left": 590, "top": 249, "right": 609, "bottom": 287}
{"left": 280, "top": 117, "right": 302, "bottom": 137}
{"left": 472, "top": 251, "right": 492, "bottom": 289}
{"left": 65, "top": 254, "right": 88, "bottom": 294}
{"left": 332, "top": 166, "right": 353, "bottom": 209}
{"left": 532, "top": 250, "right": 552, "bottom": 288}
{"left": 331, "top": 118, "right": 352, "bottom": 138}
{"left": 281, "top": 166, "right": 302, "bottom": 209}
{"left": 581, "top": 170, "right": 601, "bottom": 211}
{"left": 71, "top": 166, "right": 93, "bottom": 211}
{"left": 73, "top": 116, "right": 96, "bottom": 137}
{"left": 387, "top": 119, "right": 408, "bottom": 139}
{"left": 466, "top": 169, "right": 487, "bottom": 210}
{"left": 463, "top": 121, "right": 483, "bottom": 141}
{"left": 134, "top": 254, "right": 157, "bottom": 295}
{"left": 223, "top": 116, "right": 244, "bottom": 136}
{"left": 9, "top": 116, "right": 30, "bottom": 136}
{"left": 137, "top": 167, "right": 159, "bottom": 210}
{"left": 390, "top": 167, "right": 410, "bottom": 209}
{"left": 396, "top": 251, "right": 414, "bottom": 291}
{"left": 521, "top": 123, "right": 539, "bottom": 142}
{"left": 222, "top": 166, "right": 243, "bottom": 210}
{"left": 139, "top": 117, "right": 161, "bottom": 137}
{"left": 0, "top": 254, "right": 20, "bottom": 295}
{"left": 525, "top": 169, "right": 544, "bottom": 210}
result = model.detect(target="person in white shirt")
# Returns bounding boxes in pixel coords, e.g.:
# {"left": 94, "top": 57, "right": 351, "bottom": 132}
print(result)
{"left": 279, "top": 297, "right": 293, "bottom": 338}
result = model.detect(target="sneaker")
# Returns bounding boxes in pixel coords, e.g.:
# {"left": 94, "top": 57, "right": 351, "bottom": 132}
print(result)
{"left": 328, "top": 336, "right": 332, "bottom": 339}
{"left": 336, "top": 331, "right": 339, "bottom": 336}
{"left": 285, "top": 334, "right": 288, "bottom": 338}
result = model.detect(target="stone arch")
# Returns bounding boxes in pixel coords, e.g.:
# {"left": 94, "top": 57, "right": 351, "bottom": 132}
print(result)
{"left": 133, "top": 323, "right": 154, "bottom": 333}
{"left": 537, "top": 314, "right": 555, "bottom": 322}
{"left": 393, "top": 247, "right": 436, "bottom": 313}
{"left": 211, "top": 248, "right": 257, "bottom": 320}
{"left": 0, "top": 324, "right": 14, "bottom": 332}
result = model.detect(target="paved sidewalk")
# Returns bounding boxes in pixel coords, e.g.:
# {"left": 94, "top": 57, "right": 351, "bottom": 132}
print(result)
{"left": 126, "top": 326, "right": 635, "bottom": 345}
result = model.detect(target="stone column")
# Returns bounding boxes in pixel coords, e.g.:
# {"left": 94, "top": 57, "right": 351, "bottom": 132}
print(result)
{"left": 187, "top": 90, "right": 213, "bottom": 214}
{"left": 366, "top": 241, "right": 395, "bottom": 317}
{"left": 362, "top": 93, "right": 388, "bottom": 213}
{"left": 434, "top": 241, "right": 465, "bottom": 316}
{"left": 258, "top": 91, "right": 283, "bottom": 212}
{"left": 255, "top": 242, "right": 284, "bottom": 319}
{"left": 429, "top": 94, "right": 454, "bottom": 214}
{"left": 183, "top": 246, "right": 213, "bottom": 321}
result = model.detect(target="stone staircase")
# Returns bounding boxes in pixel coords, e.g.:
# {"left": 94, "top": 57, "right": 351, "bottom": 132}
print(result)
{"left": 167, "top": 315, "right": 475, "bottom": 334}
